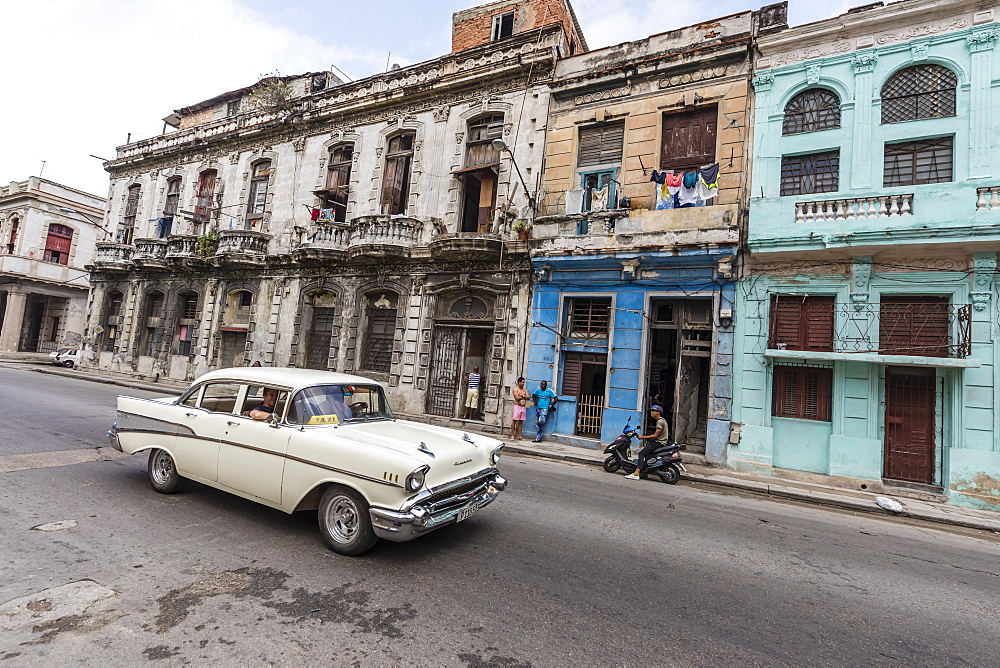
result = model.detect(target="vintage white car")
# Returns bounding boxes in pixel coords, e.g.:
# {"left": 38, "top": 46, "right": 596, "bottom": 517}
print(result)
{"left": 108, "top": 367, "right": 506, "bottom": 555}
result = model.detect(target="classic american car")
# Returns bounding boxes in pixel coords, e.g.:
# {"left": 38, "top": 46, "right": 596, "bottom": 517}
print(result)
{"left": 108, "top": 367, "right": 507, "bottom": 555}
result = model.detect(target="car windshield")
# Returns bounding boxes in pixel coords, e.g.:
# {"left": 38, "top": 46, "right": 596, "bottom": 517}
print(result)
{"left": 57, "top": 347, "right": 73, "bottom": 354}
{"left": 287, "top": 384, "right": 393, "bottom": 425}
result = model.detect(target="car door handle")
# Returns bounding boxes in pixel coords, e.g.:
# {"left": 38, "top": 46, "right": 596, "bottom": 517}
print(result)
{"left": 226, "top": 421, "right": 239, "bottom": 426}
{"left": 185, "top": 412, "right": 197, "bottom": 417}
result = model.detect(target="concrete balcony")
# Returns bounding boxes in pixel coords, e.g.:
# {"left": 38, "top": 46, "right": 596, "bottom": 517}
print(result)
{"left": 165, "top": 235, "right": 200, "bottom": 262}
{"left": 132, "top": 238, "right": 169, "bottom": 268}
{"left": 214, "top": 230, "right": 270, "bottom": 266}
{"left": 91, "top": 242, "right": 134, "bottom": 271}
{"left": 346, "top": 216, "right": 421, "bottom": 263}
{"left": 794, "top": 194, "right": 913, "bottom": 223}
{"left": 294, "top": 223, "right": 349, "bottom": 264}
{"left": 428, "top": 231, "right": 506, "bottom": 262}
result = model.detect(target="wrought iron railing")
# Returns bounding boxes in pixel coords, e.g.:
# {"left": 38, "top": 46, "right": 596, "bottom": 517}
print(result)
{"left": 576, "top": 394, "right": 604, "bottom": 436}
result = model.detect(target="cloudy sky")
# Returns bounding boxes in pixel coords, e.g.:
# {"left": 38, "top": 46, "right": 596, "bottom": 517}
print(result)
{"left": 1, "top": 0, "right": 851, "bottom": 197}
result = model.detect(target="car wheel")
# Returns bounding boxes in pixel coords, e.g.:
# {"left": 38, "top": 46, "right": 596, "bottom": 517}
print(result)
{"left": 63, "top": 360, "right": 74, "bottom": 369}
{"left": 318, "top": 486, "right": 378, "bottom": 556}
{"left": 603, "top": 456, "right": 621, "bottom": 473}
{"left": 658, "top": 464, "right": 681, "bottom": 485}
{"left": 147, "top": 448, "right": 188, "bottom": 494}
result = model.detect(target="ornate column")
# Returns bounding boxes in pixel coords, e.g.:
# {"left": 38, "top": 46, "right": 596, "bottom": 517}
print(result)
{"left": 967, "top": 29, "right": 998, "bottom": 178}
{"left": 850, "top": 52, "right": 879, "bottom": 190}
{"left": 750, "top": 71, "right": 775, "bottom": 197}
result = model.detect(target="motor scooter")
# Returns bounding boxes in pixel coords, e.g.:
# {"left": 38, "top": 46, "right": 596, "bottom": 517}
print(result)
{"left": 602, "top": 419, "right": 686, "bottom": 484}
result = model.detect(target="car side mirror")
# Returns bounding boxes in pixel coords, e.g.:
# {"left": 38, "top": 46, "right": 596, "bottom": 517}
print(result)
{"left": 267, "top": 413, "right": 280, "bottom": 428}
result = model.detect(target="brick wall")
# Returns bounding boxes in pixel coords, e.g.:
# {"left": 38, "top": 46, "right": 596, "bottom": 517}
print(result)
{"left": 452, "top": 0, "right": 581, "bottom": 53}
{"left": 178, "top": 107, "right": 214, "bottom": 130}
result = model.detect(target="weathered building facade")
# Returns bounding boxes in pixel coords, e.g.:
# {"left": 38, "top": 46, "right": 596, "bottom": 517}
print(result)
{"left": 731, "top": 0, "right": 1000, "bottom": 509}
{"left": 0, "top": 177, "right": 106, "bottom": 353}
{"left": 84, "top": 0, "right": 586, "bottom": 431}
{"left": 525, "top": 4, "right": 786, "bottom": 461}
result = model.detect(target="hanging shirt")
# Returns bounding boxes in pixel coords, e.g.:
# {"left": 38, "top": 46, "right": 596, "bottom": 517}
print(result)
{"left": 591, "top": 186, "right": 609, "bottom": 211}
{"left": 697, "top": 163, "right": 721, "bottom": 201}
{"left": 678, "top": 171, "right": 700, "bottom": 205}
{"left": 664, "top": 171, "right": 683, "bottom": 195}
{"left": 565, "top": 188, "right": 585, "bottom": 215}
{"left": 310, "top": 208, "right": 321, "bottom": 221}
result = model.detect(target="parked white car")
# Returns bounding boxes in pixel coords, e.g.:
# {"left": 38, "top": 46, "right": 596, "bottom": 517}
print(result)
{"left": 49, "top": 347, "right": 80, "bottom": 368}
{"left": 108, "top": 367, "right": 506, "bottom": 555}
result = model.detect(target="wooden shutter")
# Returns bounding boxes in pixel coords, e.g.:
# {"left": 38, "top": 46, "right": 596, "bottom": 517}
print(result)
{"left": 773, "top": 365, "right": 832, "bottom": 421}
{"left": 578, "top": 122, "right": 624, "bottom": 168}
{"left": 660, "top": 106, "right": 717, "bottom": 171}
{"left": 880, "top": 296, "right": 949, "bottom": 357}
{"left": 769, "top": 295, "right": 834, "bottom": 351}
{"left": 562, "top": 354, "right": 584, "bottom": 396}
{"left": 802, "top": 297, "right": 835, "bottom": 351}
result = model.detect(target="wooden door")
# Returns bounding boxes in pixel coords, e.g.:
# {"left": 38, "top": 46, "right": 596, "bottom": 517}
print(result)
{"left": 884, "top": 367, "right": 936, "bottom": 484}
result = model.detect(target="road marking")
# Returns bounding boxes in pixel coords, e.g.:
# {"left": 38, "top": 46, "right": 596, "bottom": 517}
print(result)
{"left": 0, "top": 447, "right": 126, "bottom": 474}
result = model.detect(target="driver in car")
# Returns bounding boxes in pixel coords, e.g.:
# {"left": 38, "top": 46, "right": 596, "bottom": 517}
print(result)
{"left": 250, "top": 388, "right": 280, "bottom": 421}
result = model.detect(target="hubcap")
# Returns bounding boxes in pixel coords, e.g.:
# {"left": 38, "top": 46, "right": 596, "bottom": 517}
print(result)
{"left": 325, "top": 495, "right": 360, "bottom": 543}
{"left": 151, "top": 451, "right": 174, "bottom": 485}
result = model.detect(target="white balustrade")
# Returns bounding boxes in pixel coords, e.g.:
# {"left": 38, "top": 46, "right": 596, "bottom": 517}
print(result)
{"left": 976, "top": 186, "right": 1000, "bottom": 211}
{"left": 794, "top": 194, "right": 913, "bottom": 223}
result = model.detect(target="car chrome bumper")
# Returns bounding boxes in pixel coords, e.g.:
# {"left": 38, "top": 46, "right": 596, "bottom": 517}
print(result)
{"left": 369, "top": 472, "right": 507, "bottom": 542}
{"left": 107, "top": 423, "right": 122, "bottom": 452}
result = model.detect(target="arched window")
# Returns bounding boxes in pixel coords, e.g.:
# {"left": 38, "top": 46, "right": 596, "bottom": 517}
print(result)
{"left": 381, "top": 134, "right": 414, "bottom": 215}
{"left": 881, "top": 64, "right": 957, "bottom": 124}
{"left": 175, "top": 291, "right": 199, "bottom": 355}
{"left": 246, "top": 161, "right": 271, "bottom": 227}
{"left": 6, "top": 215, "right": 19, "bottom": 254}
{"left": 322, "top": 145, "right": 353, "bottom": 222}
{"left": 102, "top": 290, "right": 124, "bottom": 352}
{"left": 161, "top": 177, "right": 181, "bottom": 238}
{"left": 361, "top": 291, "right": 398, "bottom": 373}
{"left": 120, "top": 184, "right": 141, "bottom": 245}
{"left": 782, "top": 89, "right": 841, "bottom": 135}
{"left": 138, "top": 290, "right": 165, "bottom": 357}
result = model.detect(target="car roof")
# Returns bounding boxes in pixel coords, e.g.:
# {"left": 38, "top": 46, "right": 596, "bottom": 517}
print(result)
{"left": 193, "top": 367, "right": 384, "bottom": 390}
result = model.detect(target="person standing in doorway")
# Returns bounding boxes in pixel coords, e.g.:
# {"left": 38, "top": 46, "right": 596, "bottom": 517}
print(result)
{"left": 463, "top": 365, "right": 481, "bottom": 420}
{"left": 531, "top": 380, "right": 557, "bottom": 443}
{"left": 511, "top": 377, "right": 529, "bottom": 440}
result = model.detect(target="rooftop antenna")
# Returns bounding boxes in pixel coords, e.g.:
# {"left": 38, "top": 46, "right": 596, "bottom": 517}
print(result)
{"left": 385, "top": 51, "right": 391, "bottom": 72}
{"left": 38, "top": 160, "right": 46, "bottom": 178}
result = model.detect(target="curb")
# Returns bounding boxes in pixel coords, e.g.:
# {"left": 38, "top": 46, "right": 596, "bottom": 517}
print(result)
{"left": 31, "top": 367, "right": 186, "bottom": 395}
{"left": 504, "top": 443, "right": 1000, "bottom": 534}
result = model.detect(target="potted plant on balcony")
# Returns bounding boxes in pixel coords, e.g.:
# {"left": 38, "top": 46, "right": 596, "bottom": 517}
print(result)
{"left": 513, "top": 219, "right": 531, "bottom": 241}
{"left": 196, "top": 229, "right": 219, "bottom": 259}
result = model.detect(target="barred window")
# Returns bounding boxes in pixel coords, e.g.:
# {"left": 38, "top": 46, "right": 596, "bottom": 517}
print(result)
{"left": 883, "top": 137, "right": 953, "bottom": 187}
{"left": 567, "top": 298, "right": 612, "bottom": 339}
{"left": 780, "top": 150, "right": 840, "bottom": 196}
{"left": 881, "top": 64, "right": 957, "bottom": 125}
{"left": 362, "top": 292, "right": 398, "bottom": 374}
{"left": 782, "top": 89, "right": 841, "bottom": 135}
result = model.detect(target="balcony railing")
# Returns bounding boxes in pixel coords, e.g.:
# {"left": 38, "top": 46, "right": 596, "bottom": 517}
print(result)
{"left": 769, "top": 301, "right": 971, "bottom": 358}
{"left": 349, "top": 216, "right": 422, "bottom": 247}
{"left": 976, "top": 187, "right": 1000, "bottom": 211}
{"left": 215, "top": 230, "right": 270, "bottom": 257}
{"left": 93, "top": 242, "right": 134, "bottom": 266}
{"left": 794, "top": 194, "right": 913, "bottom": 223}
{"left": 133, "top": 238, "right": 168, "bottom": 262}
{"left": 307, "top": 223, "right": 350, "bottom": 248}
{"left": 165, "top": 235, "right": 199, "bottom": 259}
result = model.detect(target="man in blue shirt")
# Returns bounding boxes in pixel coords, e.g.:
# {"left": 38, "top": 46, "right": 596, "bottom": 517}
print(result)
{"left": 531, "top": 380, "right": 557, "bottom": 443}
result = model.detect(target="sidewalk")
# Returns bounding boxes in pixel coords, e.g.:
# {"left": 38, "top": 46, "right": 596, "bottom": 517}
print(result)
{"left": 19, "top": 363, "right": 1000, "bottom": 534}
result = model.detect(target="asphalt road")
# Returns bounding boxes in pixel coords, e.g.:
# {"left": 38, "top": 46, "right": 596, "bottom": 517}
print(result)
{"left": 1, "top": 365, "right": 999, "bottom": 665}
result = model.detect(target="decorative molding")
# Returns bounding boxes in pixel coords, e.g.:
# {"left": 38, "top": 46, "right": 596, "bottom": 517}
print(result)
{"left": 432, "top": 106, "right": 450, "bottom": 122}
{"left": 657, "top": 67, "right": 729, "bottom": 91}
{"left": 850, "top": 255, "right": 872, "bottom": 311}
{"left": 805, "top": 63, "right": 821, "bottom": 84}
{"left": 751, "top": 72, "right": 775, "bottom": 92}
{"left": 876, "top": 18, "right": 969, "bottom": 45}
{"left": 967, "top": 28, "right": 1000, "bottom": 52}
{"left": 910, "top": 42, "right": 929, "bottom": 61}
{"left": 768, "top": 41, "right": 851, "bottom": 68}
{"left": 851, "top": 52, "right": 879, "bottom": 74}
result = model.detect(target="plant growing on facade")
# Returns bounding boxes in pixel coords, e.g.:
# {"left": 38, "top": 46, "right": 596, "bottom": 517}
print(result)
{"left": 243, "top": 71, "right": 296, "bottom": 118}
{"left": 196, "top": 230, "right": 219, "bottom": 259}
{"left": 512, "top": 219, "right": 531, "bottom": 232}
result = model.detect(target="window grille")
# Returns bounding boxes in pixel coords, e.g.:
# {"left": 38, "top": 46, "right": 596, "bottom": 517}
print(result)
{"left": 567, "top": 298, "right": 612, "bottom": 339}
{"left": 883, "top": 137, "right": 953, "bottom": 187}
{"left": 363, "top": 305, "right": 396, "bottom": 373}
{"left": 879, "top": 296, "right": 951, "bottom": 357}
{"left": 881, "top": 64, "right": 957, "bottom": 124}
{"left": 780, "top": 150, "right": 840, "bottom": 196}
{"left": 181, "top": 294, "right": 198, "bottom": 320}
{"left": 782, "top": 89, "right": 841, "bottom": 135}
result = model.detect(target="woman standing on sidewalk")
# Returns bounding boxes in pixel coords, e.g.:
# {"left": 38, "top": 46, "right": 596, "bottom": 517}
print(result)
{"left": 511, "top": 377, "right": 529, "bottom": 440}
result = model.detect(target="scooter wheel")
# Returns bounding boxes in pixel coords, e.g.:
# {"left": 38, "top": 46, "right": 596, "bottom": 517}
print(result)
{"left": 658, "top": 464, "right": 680, "bottom": 485}
{"left": 603, "top": 456, "right": 621, "bottom": 473}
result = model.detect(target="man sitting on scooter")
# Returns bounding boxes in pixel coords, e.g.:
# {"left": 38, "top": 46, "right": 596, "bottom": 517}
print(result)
{"left": 625, "top": 405, "right": 671, "bottom": 480}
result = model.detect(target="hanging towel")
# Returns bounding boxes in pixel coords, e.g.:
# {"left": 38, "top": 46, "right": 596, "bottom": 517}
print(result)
{"left": 565, "top": 188, "right": 585, "bottom": 215}
{"left": 591, "top": 186, "right": 609, "bottom": 211}
{"left": 655, "top": 182, "right": 672, "bottom": 210}
{"left": 310, "top": 208, "right": 321, "bottom": 221}
{"left": 664, "top": 171, "right": 683, "bottom": 194}
{"left": 319, "top": 208, "right": 334, "bottom": 221}
{"left": 697, "top": 163, "right": 721, "bottom": 200}
{"left": 678, "top": 171, "right": 699, "bottom": 205}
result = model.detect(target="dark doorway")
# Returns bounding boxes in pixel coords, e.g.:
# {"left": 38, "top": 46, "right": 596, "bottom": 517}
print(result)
{"left": 427, "top": 326, "right": 491, "bottom": 418}
{"left": 563, "top": 352, "right": 607, "bottom": 436}
{"left": 219, "top": 331, "right": 248, "bottom": 368}
{"left": 21, "top": 300, "right": 45, "bottom": 352}
{"left": 460, "top": 171, "right": 497, "bottom": 233}
{"left": 884, "top": 367, "right": 937, "bottom": 484}
{"left": 305, "top": 307, "right": 336, "bottom": 370}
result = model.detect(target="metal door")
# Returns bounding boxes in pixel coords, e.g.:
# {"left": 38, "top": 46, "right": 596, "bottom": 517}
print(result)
{"left": 427, "top": 326, "right": 462, "bottom": 416}
{"left": 304, "top": 307, "right": 336, "bottom": 370}
{"left": 884, "top": 367, "right": 936, "bottom": 484}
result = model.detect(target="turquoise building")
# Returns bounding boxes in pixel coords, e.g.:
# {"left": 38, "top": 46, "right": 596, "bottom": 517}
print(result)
{"left": 731, "top": 1, "right": 1000, "bottom": 510}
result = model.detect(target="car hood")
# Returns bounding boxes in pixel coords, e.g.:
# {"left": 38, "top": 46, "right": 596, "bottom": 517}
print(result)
{"left": 330, "top": 419, "right": 501, "bottom": 482}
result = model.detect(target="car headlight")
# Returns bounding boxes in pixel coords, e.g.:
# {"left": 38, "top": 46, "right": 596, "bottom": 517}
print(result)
{"left": 491, "top": 443, "right": 504, "bottom": 466}
{"left": 405, "top": 465, "right": 429, "bottom": 493}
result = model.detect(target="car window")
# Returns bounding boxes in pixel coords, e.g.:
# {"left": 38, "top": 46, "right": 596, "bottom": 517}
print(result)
{"left": 243, "top": 385, "right": 289, "bottom": 418}
{"left": 199, "top": 382, "right": 242, "bottom": 413}
{"left": 180, "top": 385, "right": 203, "bottom": 408}
{"left": 288, "top": 384, "right": 393, "bottom": 425}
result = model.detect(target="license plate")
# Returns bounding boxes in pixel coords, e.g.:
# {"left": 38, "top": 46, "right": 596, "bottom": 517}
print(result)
{"left": 457, "top": 502, "right": 482, "bottom": 522}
